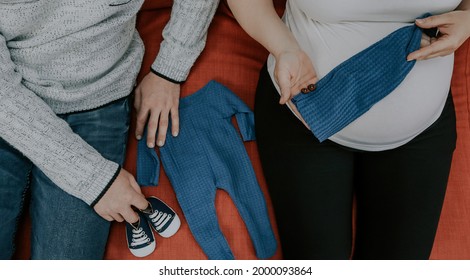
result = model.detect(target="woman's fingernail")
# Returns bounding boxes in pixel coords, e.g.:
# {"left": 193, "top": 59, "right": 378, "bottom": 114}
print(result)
{"left": 173, "top": 131, "right": 179, "bottom": 137}
{"left": 416, "top": 19, "right": 424, "bottom": 24}
{"left": 147, "top": 142, "right": 155, "bottom": 148}
{"left": 136, "top": 135, "right": 142, "bottom": 140}
{"left": 157, "top": 140, "right": 164, "bottom": 147}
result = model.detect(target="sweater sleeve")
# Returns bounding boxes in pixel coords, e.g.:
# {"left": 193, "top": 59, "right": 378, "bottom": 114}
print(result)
{"left": 0, "top": 34, "right": 119, "bottom": 206}
{"left": 151, "top": 0, "right": 220, "bottom": 83}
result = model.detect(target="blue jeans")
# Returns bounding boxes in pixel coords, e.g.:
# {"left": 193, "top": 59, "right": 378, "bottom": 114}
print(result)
{"left": 0, "top": 97, "right": 130, "bottom": 259}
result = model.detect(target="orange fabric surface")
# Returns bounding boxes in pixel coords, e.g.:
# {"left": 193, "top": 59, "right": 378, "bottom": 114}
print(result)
{"left": 13, "top": 0, "right": 470, "bottom": 260}
{"left": 431, "top": 39, "right": 470, "bottom": 259}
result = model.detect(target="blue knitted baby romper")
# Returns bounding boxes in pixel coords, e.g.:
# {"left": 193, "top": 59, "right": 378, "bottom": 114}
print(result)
{"left": 291, "top": 15, "right": 427, "bottom": 142}
{"left": 137, "top": 80, "right": 277, "bottom": 260}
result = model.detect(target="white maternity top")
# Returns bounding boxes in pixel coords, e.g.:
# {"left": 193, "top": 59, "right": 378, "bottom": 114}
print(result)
{"left": 267, "top": 0, "right": 461, "bottom": 151}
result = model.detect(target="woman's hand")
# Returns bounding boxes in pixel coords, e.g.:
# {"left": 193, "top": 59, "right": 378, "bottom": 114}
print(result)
{"left": 274, "top": 49, "right": 317, "bottom": 128}
{"left": 419, "top": 32, "right": 435, "bottom": 50}
{"left": 407, "top": 10, "right": 470, "bottom": 61}
{"left": 226, "top": 0, "right": 316, "bottom": 127}
{"left": 274, "top": 49, "right": 318, "bottom": 104}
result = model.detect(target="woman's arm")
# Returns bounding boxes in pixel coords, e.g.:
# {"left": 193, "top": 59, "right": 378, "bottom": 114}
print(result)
{"left": 407, "top": 0, "right": 470, "bottom": 60}
{"left": 227, "top": 0, "right": 297, "bottom": 58}
{"left": 227, "top": 0, "right": 317, "bottom": 105}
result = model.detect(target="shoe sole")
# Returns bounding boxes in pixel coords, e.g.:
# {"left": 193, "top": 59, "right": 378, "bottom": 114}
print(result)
{"left": 129, "top": 241, "right": 156, "bottom": 258}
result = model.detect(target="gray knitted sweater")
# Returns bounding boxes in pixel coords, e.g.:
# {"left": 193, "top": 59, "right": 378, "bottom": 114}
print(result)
{"left": 0, "top": 0, "right": 219, "bottom": 206}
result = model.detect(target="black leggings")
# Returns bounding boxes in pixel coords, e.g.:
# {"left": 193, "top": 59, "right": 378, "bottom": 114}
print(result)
{"left": 255, "top": 65, "right": 457, "bottom": 260}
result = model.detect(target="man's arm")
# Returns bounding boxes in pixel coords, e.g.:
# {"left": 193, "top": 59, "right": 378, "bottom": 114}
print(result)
{"left": 134, "top": 0, "right": 220, "bottom": 148}
{"left": 0, "top": 34, "right": 147, "bottom": 223}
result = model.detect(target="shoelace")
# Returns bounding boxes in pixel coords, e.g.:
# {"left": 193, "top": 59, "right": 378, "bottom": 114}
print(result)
{"left": 149, "top": 210, "right": 172, "bottom": 231}
{"left": 131, "top": 227, "right": 150, "bottom": 247}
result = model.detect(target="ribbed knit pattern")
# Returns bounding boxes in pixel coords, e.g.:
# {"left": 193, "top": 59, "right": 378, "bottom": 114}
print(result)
{"left": 0, "top": 0, "right": 218, "bottom": 205}
{"left": 292, "top": 22, "right": 423, "bottom": 142}
{"left": 136, "top": 81, "right": 277, "bottom": 259}
{"left": 152, "top": 0, "right": 220, "bottom": 82}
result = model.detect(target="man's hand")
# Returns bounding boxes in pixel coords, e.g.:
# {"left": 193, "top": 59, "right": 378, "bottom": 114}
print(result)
{"left": 134, "top": 72, "right": 180, "bottom": 148}
{"left": 93, "top": 169, "right": 148, "bottom": 223}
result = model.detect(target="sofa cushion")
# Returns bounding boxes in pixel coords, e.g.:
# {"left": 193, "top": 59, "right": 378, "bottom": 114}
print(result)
{"left": 12, "top": 0, "right": 470, "bottom": 260}
{"left": 432, "top": 39, "right": 470, "bottom": 259}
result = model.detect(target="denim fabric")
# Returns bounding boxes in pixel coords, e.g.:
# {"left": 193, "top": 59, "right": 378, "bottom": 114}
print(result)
{"left": 0, "top": 97, "right": 130, "bottom": 260}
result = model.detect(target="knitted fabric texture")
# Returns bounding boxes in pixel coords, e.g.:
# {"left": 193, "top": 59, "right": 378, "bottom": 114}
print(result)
{"left": 137, "top": 135, "right": 161, "bottom": 187}
{"left": 0, "top": 0, "right": 218, "bottom": 205}
{"left": 291, "top": 18, "right": 425, "bottom": 142}
{"left": 137, "top": 81, "right": 277, "bottom": 260}
{"left": 152, "top": 0, "right": 220, "bottom": 82}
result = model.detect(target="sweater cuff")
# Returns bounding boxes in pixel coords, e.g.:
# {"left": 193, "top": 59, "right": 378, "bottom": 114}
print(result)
{"left": 151, "top": 40, "right": 198, "bottom": 83}
{"left": 82, "top": 160, "right": 121, "bottom": 206}
{"left": 150, "top": 68, "right": 184, "bottom": 84}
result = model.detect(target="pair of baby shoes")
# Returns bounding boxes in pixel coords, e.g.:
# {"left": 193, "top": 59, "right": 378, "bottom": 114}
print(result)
{"left": 125, "top": 196, "right": 181, "bottom": 257}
